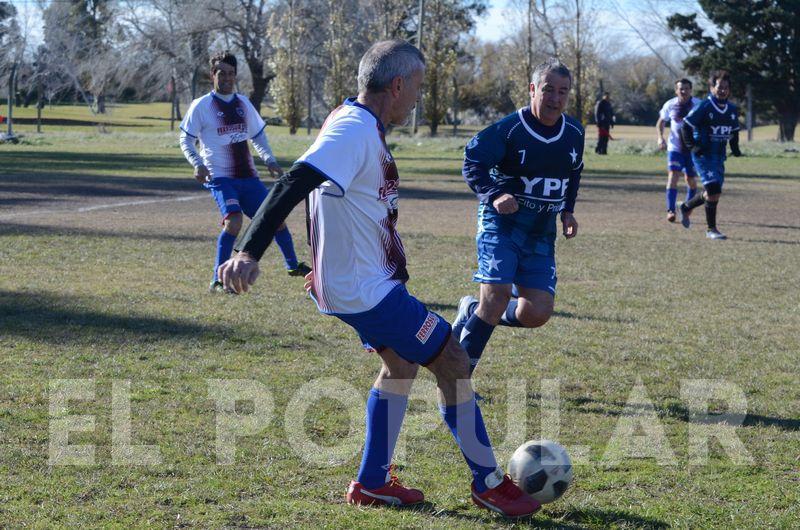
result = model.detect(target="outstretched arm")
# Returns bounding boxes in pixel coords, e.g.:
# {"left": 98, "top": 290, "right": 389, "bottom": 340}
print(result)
{"left": 251, "top": 130, "right": 283, "bottom": 178}
{"left": 729, "top": 130, "right": 742, "bottom": 157}
{"left": 218, "top": 163, "right": 326, "bottom": 293}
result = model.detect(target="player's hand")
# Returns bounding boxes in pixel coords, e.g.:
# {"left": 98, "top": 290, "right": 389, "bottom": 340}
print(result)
{"left": 304, "top": 270, "right": 316, "bottom": 298}
{"left": 657, "top": 138, "right": 666, "bottom": 151}
{"left": 266, "top": 159, "right": 284, "bottom": 180}
{"left": 561, "top": 212, "right": 578, "bottom": 239}
{"left": 194, "top": 165, "right": 211, "bottom": 184}
{"left": 492, "top": 193, "right": 519, "bottom": 215}
{"left": 218, "top": 251, "right": 260, "bottom": 294}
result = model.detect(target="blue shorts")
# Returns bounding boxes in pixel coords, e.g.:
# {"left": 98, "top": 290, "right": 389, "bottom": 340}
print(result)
{"left": 667, "top": 151, "right": 696, "bottom": 177}
{"left": 334, "top": 284, "right": 451, "bottom": 365}
{"left": 205, "top": 177, "right": 269, "bottom": 220}
{"left": 473, "top": 232, "right": 557, "bottom": 295}
{"left": 692, "top": 156, "right": 725, "bottom": 187}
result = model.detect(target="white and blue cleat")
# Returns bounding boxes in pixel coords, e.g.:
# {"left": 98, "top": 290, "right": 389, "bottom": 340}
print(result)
{"left": 452, "top": 295, "right": 478, "bottom": 343}
{"left": 706, "top": 229, "right": 727, "bottom": 240}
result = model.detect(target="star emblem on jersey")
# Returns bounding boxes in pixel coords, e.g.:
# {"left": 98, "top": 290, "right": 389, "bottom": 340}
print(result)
{"left": 487, "top": 256, "right": 502, "bottom": 271}
{"left": 569, "top": 148, "right": 578, "bottom": 164}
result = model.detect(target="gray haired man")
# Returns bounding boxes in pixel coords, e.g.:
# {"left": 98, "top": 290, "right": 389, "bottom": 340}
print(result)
{"left": 218, "top": 40, "right": 540, "bottom": 518}
{"left": 453, "top": 58, "right": 584, "bottom": 383}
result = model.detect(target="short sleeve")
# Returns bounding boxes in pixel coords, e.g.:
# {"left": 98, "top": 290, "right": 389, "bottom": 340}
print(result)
{"left": 242, "top": 96, "right": 267, "bottom": 138}
{"left": 296, "top": 115, "right": 367, "bottom": 195}
{"left": 180, "top": 99, "right": 202, "bottom": 137}
{"left": 659, "top": 100, "right": 671, "bottom": 121}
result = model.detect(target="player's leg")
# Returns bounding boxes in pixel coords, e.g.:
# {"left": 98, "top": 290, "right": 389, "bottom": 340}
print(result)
{"left": 347, "top": 347, "right": 424, "bottom": 506}
{"left": 506, "top": 287, "right": 554, "bottom": 328}
{"left": 665, "top": 162, "right": 681, "bottom": 222}
{"left": 680, "top": 155, "right": 708, "bottom": 228}
{"left": 703, "top": 170, "right": 725, "bottom": 239}
{"left": 458, "top": 232, "right": 517, "bottom": 374}
{"left": 684, "top": 155, "right": 698, "bottom": 203}
{"left": 206, "top": 178, "right": 243, "bottom": 290}
{"left": 425, "top": 336, "right": 540, "bottom": 516}
{"left": 239, "top": 178, "right": 310, "bottom": 275}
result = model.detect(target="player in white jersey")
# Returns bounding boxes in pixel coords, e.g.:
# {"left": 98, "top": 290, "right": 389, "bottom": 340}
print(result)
{"left": 656, "top": 78, "right": 702, "bottom": 222}
{"left": 217, "top": 40, "right": 540, "bottom": 518}
{"left": 179, "top": 51, "right": 309, "bottom": 292}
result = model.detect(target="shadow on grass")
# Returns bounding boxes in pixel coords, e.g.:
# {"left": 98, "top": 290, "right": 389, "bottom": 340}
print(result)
{"left": 0, "top": 172, "right": 199, "bottom": 203}
{"left": 0, "top": 222, "right": 207, "bottom": 243}
{"left": 553, "top": 310, "right": 637, "bottom": 324}
{"left": 738, "top": 238, "right": 800, "bottom": 246}
{"left": 538, "top": 394, "right": 800, "bottom": 432}
{"left": 0, "top": 289, "right": 227, "bottom": 344}
{"left": 401, "top": 502, "right": 669, "bottom": 528}
{"left": 726, "top": 220, "right": 800, "bottom": 231}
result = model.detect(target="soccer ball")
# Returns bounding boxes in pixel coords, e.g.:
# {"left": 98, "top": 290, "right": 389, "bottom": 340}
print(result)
{"left": 508, "top": 439, "right": 573, "bottom": 504}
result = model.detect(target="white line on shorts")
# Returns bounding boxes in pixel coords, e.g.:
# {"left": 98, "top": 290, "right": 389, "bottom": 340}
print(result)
{"left": 0, "top": 194, "right": 206, "bottom": 221}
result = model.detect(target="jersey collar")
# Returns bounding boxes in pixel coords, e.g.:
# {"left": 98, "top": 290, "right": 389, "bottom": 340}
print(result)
{"left": 211, "top": 91, "right": 237, "bottom": 104}
{"left": 518, "top": 107, "right": 565, "bottom": 143}
{"left": 344, "top": 97, "right": 386, "bottom": 133}
{"left": 709, "top": 95, "right": 728, "bottom": 114}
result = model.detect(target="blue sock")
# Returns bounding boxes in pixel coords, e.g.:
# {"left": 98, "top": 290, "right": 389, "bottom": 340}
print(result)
{"left": 461, "top": 314, "right": 495, "bottom": 375}
{"left": 274, "top": 227, "right": 298, "bottom": 270}
{"left": 498, "top": 300, "right": 522, "bottom": 327}
{"left": 440, "top": 397, "right": 498, "bottom": 492}
{"left": 666, "top": 188, "right": 678, "bottom": 212}
{"left": 214, "top": 230, "right": 237, "bottom": 281}
{"left": 356, "top": 388, "right": 408, "bottom": 489}
{"left": 687, "top": 187, "right": 697, "bottom": 202}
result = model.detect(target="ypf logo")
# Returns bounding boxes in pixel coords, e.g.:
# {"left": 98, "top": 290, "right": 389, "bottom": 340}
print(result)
{"left": 520, "top": 176, "right": 570, "bottom": 198}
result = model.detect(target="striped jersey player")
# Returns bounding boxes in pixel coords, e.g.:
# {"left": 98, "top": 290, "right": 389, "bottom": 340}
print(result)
{"left": 179, "top": 51, "right": 308, "bottom": 292}
{"left": 656, "top": 78, "right": 702, "bottom": 221}
{"left": 217, "top": 40, "right": 541, "bottom": 518}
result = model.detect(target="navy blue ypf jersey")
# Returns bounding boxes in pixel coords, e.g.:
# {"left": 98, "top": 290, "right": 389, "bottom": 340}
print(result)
{"left": 684, "top": 96, "right": 740, "bottom": 160}
{"left": 463, "top": 107, "right": 584, "bottom": 253}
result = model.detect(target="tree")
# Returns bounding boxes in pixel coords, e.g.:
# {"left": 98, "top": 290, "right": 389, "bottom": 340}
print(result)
{"left": 323, "top": 0, "right": 360, "bottom": 108}
{"left": 668, "top": 1, "right": 800, "bottom": 142}
{"left": 421, "top": 0, "right": 485, "bottom": 136}
{"left": 210, "top": 0, "right": 276, "bottom": 113}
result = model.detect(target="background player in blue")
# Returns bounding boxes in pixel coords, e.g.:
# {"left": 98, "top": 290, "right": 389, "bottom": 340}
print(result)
{"left": 452, "top": 58, "right": 583, "bottom": 380}
{"left": 679, "top": 70, "right": 742, "bottom": 240}
{"left": 180, "top": 51, "right": 310, "bottom": 292}
{"left": 656, "top": 78, "right": 701, "bottom": 222}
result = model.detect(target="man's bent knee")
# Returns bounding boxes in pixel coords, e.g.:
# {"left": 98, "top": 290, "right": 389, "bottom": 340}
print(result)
{"left": 477, "top": 284, "right": 512, "bottom": 323}
{"left": 517, "top": 306, "right": 552, "bottom": 328}
{"left": 425, "top": 336, "right": 470, "bottom": 381}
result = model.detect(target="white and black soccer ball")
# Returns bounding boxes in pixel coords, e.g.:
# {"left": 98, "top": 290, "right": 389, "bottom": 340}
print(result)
{"left": 508, "top": 439, "right": 573, "bottom": 504}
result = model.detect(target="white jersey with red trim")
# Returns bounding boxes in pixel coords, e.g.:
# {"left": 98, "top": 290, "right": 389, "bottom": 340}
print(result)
{"left": 180, "top": 92, "right": 266, "bottom": 179}
{"left": 298, "top": 98, "right": 408, "bottom": 315}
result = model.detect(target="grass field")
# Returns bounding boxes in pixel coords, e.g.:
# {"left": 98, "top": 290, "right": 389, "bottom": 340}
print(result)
{"left": 1, "top": 104, "right": 799, "bottom": 528}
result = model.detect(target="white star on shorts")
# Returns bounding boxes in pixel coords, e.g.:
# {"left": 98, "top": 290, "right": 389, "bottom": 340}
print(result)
{"left": 487, "top": 255, "right": 502, "bottom": 271}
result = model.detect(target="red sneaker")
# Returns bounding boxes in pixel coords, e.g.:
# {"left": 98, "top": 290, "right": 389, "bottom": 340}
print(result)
{"left": 471, "top": 472, "right": 541, "bottom": 518}
{"left": 346, "top": 466, "right": 424, "bottom": 507}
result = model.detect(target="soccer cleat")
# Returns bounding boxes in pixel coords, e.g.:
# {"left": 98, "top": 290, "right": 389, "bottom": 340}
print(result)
{"left": 706, "top": 229, "right": 727, "bottom": 240}
{"left": 346, "top": 466, "right": 424, "bottom": 507}
{"left": 452, "top": 295, "right": 478, "bottom": 342}
{"left": 287, "top": 261, "right": 312, "bottom": 277}
{"left": 666, "top": 210, "right": 676, "bottom": 223}
{"left": 678, "top": 203, "right": 691, "bottom": 228}
{"left": 471, "top": 472, "right": 541, "bottom": 518}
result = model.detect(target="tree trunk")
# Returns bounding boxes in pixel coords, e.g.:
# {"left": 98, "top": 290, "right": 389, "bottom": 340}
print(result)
{"left": 777, "top": 107, "right": 797, "bottom": 142}
{"left": 247, "top": 57, "right": 274, "bottom": 114}
{"left": 96, "top": 93, "right": 106, "bottom": 114}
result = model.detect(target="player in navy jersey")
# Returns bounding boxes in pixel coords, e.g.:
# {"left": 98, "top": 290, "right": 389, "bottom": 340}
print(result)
{"left": 179, "top": 51, "right": 310, "bottom": 292}
{"left": 452, "top": 58, "right": 583, "bottom": 380}
{"left": 679, "top": 70, "right": 742, "bottom": 240}
{"left": 656, "top": 79, "right": 702, "bottom": 222}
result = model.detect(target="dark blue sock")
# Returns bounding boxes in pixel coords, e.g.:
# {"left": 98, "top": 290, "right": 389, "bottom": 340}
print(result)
{"left": 214, "top": 230, "right": 237, "bottom": 281}
{"left": 461, "top": 314, "right": 495, "bottom": 375}
{"left": 666, "top": 188, "right": 678, "bottom": 212}
{"left": 356, "top": 388, "right": 408, "bottom": 489}
{"left": 440, "top": 397, "right": 498, "bottom": 492}
{"left": 687, "top": 187, "right": 697, "bottom": 202}
{"left": 498, "top": 299, "right": 522, "bottom": 327}
{"left": 274, "top": 227, "right": 298, "bottom": 270}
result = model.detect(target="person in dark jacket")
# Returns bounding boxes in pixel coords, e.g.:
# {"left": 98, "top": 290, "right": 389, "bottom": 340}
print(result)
{"left": 594, "top": 92, "right": 614, "bottom": 154}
